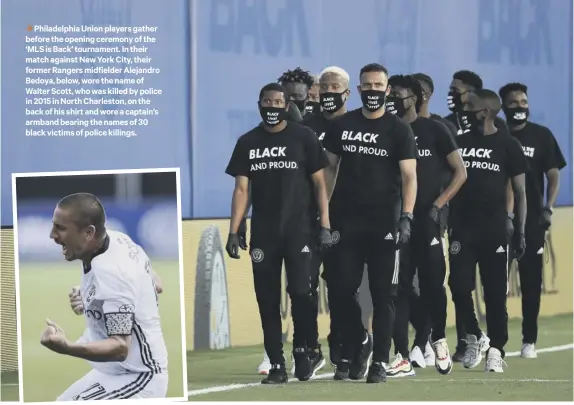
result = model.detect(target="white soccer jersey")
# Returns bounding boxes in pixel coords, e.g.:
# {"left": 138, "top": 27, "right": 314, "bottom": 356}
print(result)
{"left": 78, "top": 230, "right": 168, "bottom": 375}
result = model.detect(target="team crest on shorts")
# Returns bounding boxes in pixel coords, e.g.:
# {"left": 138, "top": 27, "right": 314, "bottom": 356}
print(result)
{"left": 331, "top": 230, "right": 340, "bottom": 244}
{"left": 450, "top": 241, "right": 461, "bottom": 255}
{"left": 251, "top": 248, "right": 264, "bottom": 263}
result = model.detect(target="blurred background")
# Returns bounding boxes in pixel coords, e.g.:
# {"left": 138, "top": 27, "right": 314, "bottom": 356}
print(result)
{"left": 13, "top": 171, "right": 185, "bottom": 401}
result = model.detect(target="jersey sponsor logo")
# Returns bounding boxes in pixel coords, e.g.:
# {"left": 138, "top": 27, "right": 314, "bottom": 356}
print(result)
{"left": 85, "top": 284, "right": 97, "bottom": 304}
{"left": 331, "top": 230, "right": 340, "bottom": 244}
{"left": 251, "top": 248, "right": 264, "bottom": 263}
{"left": 450, "top": 241, "right": 461, "bottom": 254}
{"left": 459, "top": 147, "right": 500, "bottom": 172}
{"left": 86, "top": 309, "right": 103, "bottom": 320}
{"left": 341, "top": 131, "right": 379, "bottom": 143}
{"left": 119, "top": 304, "right": 135, "bottom": 313}
{"left": 249, "top": 146, "right": 286, "bottom": 159}
{"left": 522, "top": 146, "right": 535, "bottom": 158}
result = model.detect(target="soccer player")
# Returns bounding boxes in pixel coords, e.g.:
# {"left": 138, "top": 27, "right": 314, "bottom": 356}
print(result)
{"left": 41, "top": 193, "right": 168, "bottom": 400}
{"left": 385, "top": 75, "right": 466, "bottom": 377}
{"left": 412, "top": 73, "right": 458, "bottom": 136}
{"left": 322, "top": 63, "right": 418, "bottom": 383}
{"left": 225, "top": 83, "right": 332, "bottom": 384}
{"left": 279, "top": 67, "right": 316, "bottom": 117}
{"left": 499, "top": 82, "right": 567, "bottom": 358}
{"left": 305, "top": 73, "right": 321, "bottom": 115}
{"left": 449, "top": 90, "right": 527, "bottom": 372}
{"left": 445, "top": 70, "right": 508, "bottom": 135}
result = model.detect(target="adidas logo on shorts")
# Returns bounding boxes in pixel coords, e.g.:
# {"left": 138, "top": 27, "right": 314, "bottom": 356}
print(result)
{"left": 301, "top": 245, "right": 310, "bottom": 253}
{"left": 496, "top": 246, "right": 506, "bottom": 253}
{"left": 384, "top": 233, "right": 393, "bottom": 240}
{"left": 430, "top": 237, "right": 439, "bottom": 246}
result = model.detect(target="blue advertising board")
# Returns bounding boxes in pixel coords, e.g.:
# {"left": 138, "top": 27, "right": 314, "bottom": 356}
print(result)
{"left": 16, "top": 198, "right": 179, "bottom": 261}
{"left": 191, "top": 0, "right": 572, "bottom": 217}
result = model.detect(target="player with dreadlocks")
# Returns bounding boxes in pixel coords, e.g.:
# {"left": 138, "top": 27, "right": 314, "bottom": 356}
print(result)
{"left": 278, "top": 67, "right": 316, "bottom": 118}
{"left": 385, "top": 74, "right": 467, "bottom": 377}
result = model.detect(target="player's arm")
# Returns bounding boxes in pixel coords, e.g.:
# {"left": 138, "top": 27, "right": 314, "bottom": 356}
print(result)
{"left": 323, "top": 151, "right": 340, "bottom": 199}
{"left": 511, "top": 174, "right": 526, "bottom": 234}
{"left": 307, "top": 133, "right": 331, "bottom": 228}
{"left": 542, "top": 130, "right": 567, "bottom": 209}
{"left": 507, "top": 137, "right": 528, "bottom": 235}
{"left": 397, "top": 122, "right": 418, "bottom": 214}
{"left": 152, "top": 270, "right": 163, "bottom": 294}
{"left": 321, "top": 121, "right": 343, "bottom": 199}
{"left": 433, "top": 122, "right": 466, "bottom": 208}
{"left": 506, "top": 179, "right": 514, "bottom": 214}
{"left": 66, "top": 335, "right": 131, "bottom": 362}
{"left": 225, "top": 137, "right": 251, "bottom": 233}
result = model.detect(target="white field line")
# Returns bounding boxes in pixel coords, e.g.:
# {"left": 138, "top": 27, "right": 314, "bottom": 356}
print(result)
{"left": 187, "top": 343, "right": 574, "bottom": 397}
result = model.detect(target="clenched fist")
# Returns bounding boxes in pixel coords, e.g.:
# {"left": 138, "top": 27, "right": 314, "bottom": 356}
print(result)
{"left": 69, "top": 286, "right": 84, "bottom": 315}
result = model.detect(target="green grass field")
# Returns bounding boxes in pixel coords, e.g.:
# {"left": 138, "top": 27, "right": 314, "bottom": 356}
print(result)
{"left": 188, "top": 314, "right": 574, "bottom": 401}
{"left": 17, "top": 260, "right": 185, "bottom": 402}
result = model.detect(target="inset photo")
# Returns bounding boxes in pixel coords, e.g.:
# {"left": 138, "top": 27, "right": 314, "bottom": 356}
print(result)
{"left": 13, "top": 168, "right": 187, "bottom": 402}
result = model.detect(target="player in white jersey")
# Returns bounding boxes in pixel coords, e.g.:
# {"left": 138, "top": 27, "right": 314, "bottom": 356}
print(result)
{"left": 40, "top": 193, "right": 169, "bottom": 400}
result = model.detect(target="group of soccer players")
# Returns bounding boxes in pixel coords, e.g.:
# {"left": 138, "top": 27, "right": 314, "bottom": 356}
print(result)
{"left": 224, "top": 64, "right": 566, "bottom": 384}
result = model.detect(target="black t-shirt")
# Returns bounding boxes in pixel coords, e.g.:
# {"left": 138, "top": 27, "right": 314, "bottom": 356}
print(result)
{"left": 430, "top": 113, "right": 458, "bottom": 137}
{"left": 286, "top": 101, "right": 303, "bottom": 123}
{"left": 302, "top": 112, "right": 330, "bottom": 142}
{"left": 444, "top": 113, "right": 509, "bottom": 136}
{"left": 510, "top": 122, "right": 567, "bottom": 215}
{"left": 411, "top": 117, "right": 458, "bottom": 210}
{"left": 322, "top": 108, "right": 418, "bottom": 229}
{"left": 225, "top": 122, "right": 328, "bottom": 236}
{"left": 451, "top": 131, "right": 528, "bottom": 225}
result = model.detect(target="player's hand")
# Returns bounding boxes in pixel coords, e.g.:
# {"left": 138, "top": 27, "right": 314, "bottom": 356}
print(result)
{"left": 429, "top": 205, "right": 442, "bottom": 225}
{"left": 238, "top": 218, "right": 248, "bottom": 250}
{"left": 506, "top": 214, "right": 515, "bottom": 243}
{"left": 397, "top": 213, "right": 413, "bottom": 244}
{"left": 539, "top": 207, "right": 552, "bottom": 231}
{"left": 513, "top": 232, "right": 526, "bottom": 260}
{"left": 40, "top": 319, "right": 69, "bottom": 354}
{"left": 226, "top": 233, "right": 241, "bottom": 259}
{"left": 318, "top": 226, "right": 333, "bottom": 249}
{"left": 69, "top": 286, "right": 84, "bottom": 315}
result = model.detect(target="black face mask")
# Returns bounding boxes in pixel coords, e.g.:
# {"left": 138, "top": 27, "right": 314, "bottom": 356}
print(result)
{"left": 291, "top": 99, "right": 307, "bottom": 114}
{"left": 320, "top": 91, "right": 346, "bottom": 113}
{"left": 504, "top": 106, "right": 529, "bottom": 125}
{"left": 459, "top": 109, "right": 485, "bottom": 133}
{"left": 447, "top": 91, "right": 463, "bottom": 112}
{"left": 361, "top": 89, "right": 387, "bottom": 112}
{"left": 259, "top": 106, "right": 287, "bottom": 127}
{"left": 385, "top": 96, "right": 412, "bottom": 117}
{"left": 305, "top": 101, "right": 321, "bottom": 115}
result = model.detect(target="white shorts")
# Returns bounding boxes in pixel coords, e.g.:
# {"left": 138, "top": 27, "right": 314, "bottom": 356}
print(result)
{"left": 56, "top": 369, "right": 168, "bottom": 401}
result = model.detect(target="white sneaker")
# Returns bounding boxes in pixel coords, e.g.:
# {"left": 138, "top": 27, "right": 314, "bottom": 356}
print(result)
{"left": 521, "top": 343, "right": 537, "bottom": 359}
{"left": 424, "top": 341, "right": 435, "bottom": 367}
{"left": 485, "top": 348, "right": 506, "bottom": 372}
{"left": 257, "top": 351, "right": 271, "bottom": 375}
{"left": 385, "top": 353, "right": 416, "bottom": 378}
{"left": 432, "top": 338, "right": 453, "bottom": 375}
{"left": 409, "top": 346, "right": 426, "bottom": 368}
{"left": 463, "top": 332, "right": 490, "bottom": 369}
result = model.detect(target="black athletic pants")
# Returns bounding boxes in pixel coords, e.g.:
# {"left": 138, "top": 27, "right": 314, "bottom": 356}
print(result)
{"left": 327, "top": 228, "right": 399, "bottom": 363}
{"left": 393, "top": 213, "right": 448, "bottom": 358}
{"left": 251, "top": 232, "right": 316, "bottom": 365}
{"left": 518, "top": 216, "right": 546, "bottom": 344}
{"left": 448, "top": 219, "right": 509, "bottom": 357}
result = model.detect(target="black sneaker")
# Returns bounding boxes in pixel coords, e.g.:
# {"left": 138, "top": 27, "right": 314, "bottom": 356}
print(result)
{"left": 309, "top": 346, "right": 326, "bottom": 376}
{"left": 349, "top": 333, "right": 373, "bottom": 380}
{"left": 293, "top": 347, "right": 313, "bottom": 381}
{"left": 328, "top": 334, "right": 342, "bottom": 367}
{"left": 261, "top": 364, "right": 288, "bottom": 384}
{"left": 334, "top": 359, "right": 350, "bottom": 380}
{"left": 452, "top": 340, "right": 467, "bottom": 363}
{"left": 366, "top": 361, "right": 387, "bottom": 384}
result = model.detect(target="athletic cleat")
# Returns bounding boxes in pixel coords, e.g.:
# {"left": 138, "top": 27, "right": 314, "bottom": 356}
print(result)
{"left": 334, "top": 359, "right": 350, "bottom": 380}
{"left": 424, "top": 341, "right": 436, "bottom": 367}
{"left": 309, "top": 346, "right": 326, "bottom": 377}
{"left": 485, "top": 348, "right": 506, "bottom": 372}
{"left": 293, "top": 347, "right": 313, "bottom": 381}
{"left": 452, "top": 340, "right": 467, "bottom": 363}
{"left": 328, "top": 335, "right": 342, "bottom": 367}
{"left": 366, "top": 361, "right": 387, "bottom": 384}
{"left": 409, "top": 346, "right": 426, "bottom": 368}
{"left": 385, "top": 354, "right": 416, "bottom": 378}
{"left": 261, "top": 363, "right": 288, "bottom": 384}
{"left": 463, "top": 332, "right": 490, "bottom": 369}
{"left": 432, "top": 338, "right": 453, "bottom": 375}
{"left": 520, "top": 343, "right": 537, "bottom": 359}
{"left": 349, "top": 333, "right": 373, "bottom": 380}
{"left": 257, "top": 351, "right": 271, "bottom": 375}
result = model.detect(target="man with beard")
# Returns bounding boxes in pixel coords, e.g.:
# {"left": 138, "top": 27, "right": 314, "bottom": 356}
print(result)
{"left": 449, "top": 89, "right": 527, "bottom": 373}
{"left": 499, "top": 82, "right": 567, "bottom": 359}
{"left": 322, "top": 63, "right": 418, "bottom": 383}
{"left": 385, "top": 74, "right": 467, "bottom": 377}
